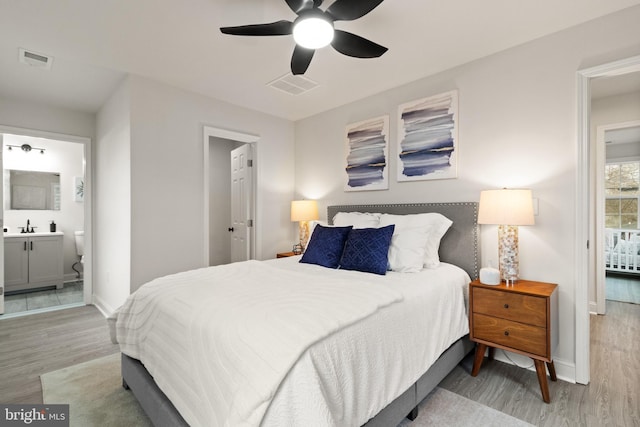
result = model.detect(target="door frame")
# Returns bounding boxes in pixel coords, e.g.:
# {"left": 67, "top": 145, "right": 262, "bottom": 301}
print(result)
{"left": 202, "top": 125, "right": 259, "bottom": 266}
{"left": 0, "top": 124, "right": 93, "bottom": 306}
{"left": 576, "top": 54, "right": 640, "bottom": 385}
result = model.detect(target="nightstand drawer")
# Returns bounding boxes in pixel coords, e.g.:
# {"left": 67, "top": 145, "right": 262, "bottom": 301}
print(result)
{"left": 472, "top": 287, "right": 547, "bottom": 327}
{"left": 472, "top": 313, "right": 547, "bottom": 357}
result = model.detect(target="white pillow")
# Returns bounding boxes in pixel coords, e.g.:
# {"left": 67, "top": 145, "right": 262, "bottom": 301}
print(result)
{"left": 333, "top": 212, "right": 381, "bottom": 229}
{"left": 387, "top": 227, "right": 431, "bottom": 272}
{"left": 379, "top": 213, "right": 453, "bottom": 269}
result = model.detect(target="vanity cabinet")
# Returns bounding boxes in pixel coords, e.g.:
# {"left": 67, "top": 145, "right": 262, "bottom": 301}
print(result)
{"left": 4, "top": 234, "right": 64, "bottom": 293}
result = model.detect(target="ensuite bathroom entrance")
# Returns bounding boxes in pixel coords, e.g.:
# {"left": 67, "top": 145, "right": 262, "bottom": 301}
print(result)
{"left": 0, "top": 131, "right": 87, "bottom": 318}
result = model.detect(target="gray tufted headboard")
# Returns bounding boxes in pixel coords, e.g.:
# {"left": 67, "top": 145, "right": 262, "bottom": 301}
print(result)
{"left": 327, "top": 202, "right": 479, "bottom": 280}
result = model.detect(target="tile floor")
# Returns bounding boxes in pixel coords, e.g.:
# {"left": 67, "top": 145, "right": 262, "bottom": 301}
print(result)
{"left": 3, "top": 281, "right": 84, "bottom": 315}
{"left": 605, "top": 273, "right": 640, "bottom": 304}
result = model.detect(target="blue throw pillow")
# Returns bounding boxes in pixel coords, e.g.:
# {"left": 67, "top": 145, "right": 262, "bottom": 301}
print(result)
{"left": 339, "top": 225, "right": 395, "bottom": 275}
{"left": 300, "top": 225, "right": 353, "bottom": 268}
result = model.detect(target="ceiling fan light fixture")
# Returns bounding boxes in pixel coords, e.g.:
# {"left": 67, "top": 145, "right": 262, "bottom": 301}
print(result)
{"left": 293, "top": 17, "right": 334, "bottom": 49}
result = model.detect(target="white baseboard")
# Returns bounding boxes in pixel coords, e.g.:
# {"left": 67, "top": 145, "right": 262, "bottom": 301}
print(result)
{"left": 492, "top": 349, "right": 576, "bottom": 384}
{"left": 92, "top": 294, "right": 116, "bottom": 318}
{"left": 589, "top": 301, "right": 598, "bottom": 315}
{"left": 64, "top": 273, "right": 83, "bottom": 282}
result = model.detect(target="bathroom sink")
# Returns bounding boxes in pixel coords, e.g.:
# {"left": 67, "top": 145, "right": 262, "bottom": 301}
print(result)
{"left": 4, "top": 231, "right": 65, "bottom": 237}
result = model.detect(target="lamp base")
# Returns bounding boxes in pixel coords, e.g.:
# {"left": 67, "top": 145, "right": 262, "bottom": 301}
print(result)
{"left": 498, "top": 225, "right": 519, "bottom": 283}
{"left": 298, "top": 220, "right": 310, "bottom": 252}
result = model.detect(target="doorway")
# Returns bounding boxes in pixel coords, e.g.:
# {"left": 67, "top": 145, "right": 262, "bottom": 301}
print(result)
{"left": 0, "top": 125, "right": 92, "bottom": 319}
{"left": 576, "top": 55, "right": 640, "bottom": 384}
{"left": 203, "top": 126, "right": 258, "bottom": 267}
{"left": 595, "top": 120, "right": 640, "bottom": 312}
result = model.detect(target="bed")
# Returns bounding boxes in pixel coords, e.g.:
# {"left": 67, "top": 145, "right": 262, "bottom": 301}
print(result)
{"left": 605, "top": 228, "right": 640, "bottom": 273}
{"left": 112, "top": 202, "right": 479, "bottom": 427}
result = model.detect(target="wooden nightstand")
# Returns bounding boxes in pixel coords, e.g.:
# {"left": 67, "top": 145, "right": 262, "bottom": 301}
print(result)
{"left": 469, "top": 279, "right": 559, "bottom": 403}
{"left": 276, "top": 252, "right": 297, "bottom": 258}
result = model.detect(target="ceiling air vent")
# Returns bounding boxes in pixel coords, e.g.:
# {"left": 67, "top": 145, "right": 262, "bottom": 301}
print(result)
{"left": 19, "top": 48, "right": 54, "bottom": 70}
{"left": 267, "top": 73, "right": 318, "bottom": 95}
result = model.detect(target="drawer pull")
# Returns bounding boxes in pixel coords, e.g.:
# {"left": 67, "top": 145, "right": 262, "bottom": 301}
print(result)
{"left": 504, "top": 331, "right": 510, "bottom": 336}
{"left": 504, "top": 303, "right": 509, "bottom": 309}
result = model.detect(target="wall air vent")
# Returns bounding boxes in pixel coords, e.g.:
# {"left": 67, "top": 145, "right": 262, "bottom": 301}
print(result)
{"left": 19, "top": 48, "right": 54, "bottom": 70}
{"left": 267, "top": 73, "right": 318, "bottom": 95}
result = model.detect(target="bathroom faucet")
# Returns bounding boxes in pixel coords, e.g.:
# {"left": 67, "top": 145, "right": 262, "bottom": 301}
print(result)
{"left": 25, "top": 219, "right": 36, "bottom": 233}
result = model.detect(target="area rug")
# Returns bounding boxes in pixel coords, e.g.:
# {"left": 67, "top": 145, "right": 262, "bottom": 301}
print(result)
{"left": 42, "top": 353, "right": 533, "bottom": 427}
{"left": 41, "top": 353, "right": 152, "bottom": 427}
{"left": 398, "top": 387, "right": 534, "bottom": 427}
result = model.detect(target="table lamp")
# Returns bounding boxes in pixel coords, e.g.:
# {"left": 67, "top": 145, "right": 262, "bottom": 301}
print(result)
{"left": 478, "top": 189, "right": 535, "bottom": 283}
{"left": 291, "top": 200, "right": 319, "bottom": 253}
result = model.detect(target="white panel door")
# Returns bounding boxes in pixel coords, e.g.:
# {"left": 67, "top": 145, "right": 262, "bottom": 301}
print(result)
{"left": 0, "top": 134, "right": 4, "bottom": 314}
{"left": 230, "top": 144, "right": 253, "bottom": 263}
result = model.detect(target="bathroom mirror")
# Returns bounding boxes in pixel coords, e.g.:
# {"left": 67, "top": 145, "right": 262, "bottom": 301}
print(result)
{"left": 4, "top": 170, "right": 61, "bottom": 210}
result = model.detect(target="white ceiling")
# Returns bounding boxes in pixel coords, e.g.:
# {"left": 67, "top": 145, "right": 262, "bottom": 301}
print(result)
{"left": 1, "top": 0, "right": 639, "bottom": 121}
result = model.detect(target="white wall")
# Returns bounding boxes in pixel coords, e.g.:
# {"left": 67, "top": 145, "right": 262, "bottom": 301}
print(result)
{"left": 294, "top": 7, "right": 640, "bottom": 381}
{"left": 593, "top": 91, "right": 640, "bottom": 162}
{"left": 209, "top": 137, "right": 242, "bottom": 266}
{"left": 592, "top": 91, "right": 640, "bottom": 132}
{"left": 0, "top": 97, "right": 95, "bottom": 138}
{"left": 93, "top": 75, "right": 295, "bottom": 304}
{"left": 94, "top": 78, "right": 132, "bottom": 313}
{"left": 3, "top": 134, "right": 84, "bottom": 279}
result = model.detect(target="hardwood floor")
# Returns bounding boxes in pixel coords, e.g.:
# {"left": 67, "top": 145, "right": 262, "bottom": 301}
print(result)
{"left": 0, "top": 301, "right": 637, "bottom": 426}
{"left": 440, "top": 300, "right": 640, "bottom": 426}
{"left": 0, "top": 305, "right": 119, "bottom": 404}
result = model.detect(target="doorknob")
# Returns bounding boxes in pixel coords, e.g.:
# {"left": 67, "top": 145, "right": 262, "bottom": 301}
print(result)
{"left": 228, "top": 227, "right": 234, "bottom": 232}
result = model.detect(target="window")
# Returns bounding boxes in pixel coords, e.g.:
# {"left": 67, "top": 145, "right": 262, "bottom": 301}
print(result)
{"left": 605, "top": 162, "right": 640, "bottom": 229}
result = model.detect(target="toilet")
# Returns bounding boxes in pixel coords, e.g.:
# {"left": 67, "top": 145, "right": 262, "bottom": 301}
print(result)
{"left": 74, "top": 231, "right": 84, "bottom": 264}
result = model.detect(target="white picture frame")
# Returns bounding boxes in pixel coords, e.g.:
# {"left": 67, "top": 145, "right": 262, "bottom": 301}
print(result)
{"left": 344, "top": 115, "right": 390, "bottom": 192}
{"left": 397, "top": 90, "right": 458, "bottom": 182}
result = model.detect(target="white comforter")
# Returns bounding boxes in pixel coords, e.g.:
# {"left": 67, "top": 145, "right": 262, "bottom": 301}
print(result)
{"left": 263, "top": 257, "right": 470, "bottom": 426}
{"left": 113, "top": 257, "right": 470, "bottom": 426}
{"left": 114, "top": 259, "right": 404, "bottom": 426}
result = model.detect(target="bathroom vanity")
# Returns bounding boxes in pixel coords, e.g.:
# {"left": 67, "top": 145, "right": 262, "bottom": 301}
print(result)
{"left": 4, "top": 232, "right": 64, "bottom": 293}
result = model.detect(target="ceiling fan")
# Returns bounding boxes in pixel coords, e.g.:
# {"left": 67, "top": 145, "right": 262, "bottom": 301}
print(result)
{"left": 220, "top": 0, "right": 388, "bottom": 75}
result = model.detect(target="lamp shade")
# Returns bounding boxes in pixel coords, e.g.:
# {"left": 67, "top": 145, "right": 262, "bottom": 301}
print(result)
{"left": 478, "top": 189, "right": 535, "bottom": 226}
{"left": 291, "top": 200, "right": 319, "bottom": 222}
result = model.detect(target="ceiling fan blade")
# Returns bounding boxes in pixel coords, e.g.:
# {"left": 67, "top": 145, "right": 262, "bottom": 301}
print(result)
{"left": 331, "top": 30, "right": 388, "bottom": 58}
{"left": 220, "top": 20, "right": 293, "bottom": 36}
{"left": 285, "top": 0, "right": 322, "bottom": 14}
{"left": 326, "top": 0, "right": 384, "bottom": 21}
{"left": 291, "top": 45, "right": 315, "bottom": 75}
